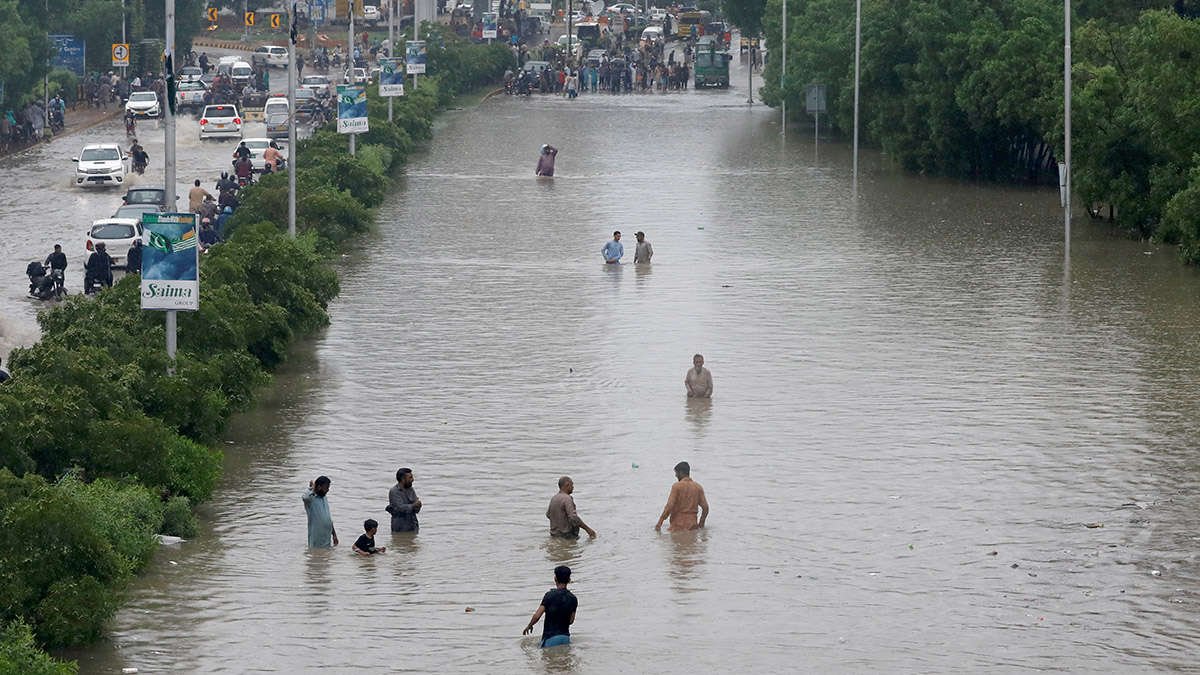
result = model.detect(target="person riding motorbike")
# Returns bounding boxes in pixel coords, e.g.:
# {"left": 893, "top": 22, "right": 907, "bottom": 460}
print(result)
{"left": 125, "top": 111, "right": 137, "bottom": 136}
{"left": 43, "top": 244, "right": 67, "bottom": 296}
{"left": 26, "top": 261, "right": 55, "bottom": 299}
{"left": 263, "top": 141, "right": 285, "bottom": 172}
{"left": 233, "top": 155, "right": 253, "bottom": 185}
{"left": 233, "top": 141, "right": 251, "bottom": 161}
{"left": 125, "top": 238, "right": 143, "bottom": 275}
{"left": 129, "top": 138, "right": 149, "bottom": 174}
{"left": 84, "top": 242, "right": 113, "bottom": 294}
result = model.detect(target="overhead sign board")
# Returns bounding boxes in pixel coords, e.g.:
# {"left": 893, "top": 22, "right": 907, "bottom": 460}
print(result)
{"left": 141, "top": 213, "right": 199, "bottom": 311}
{"left": 49, "top": 35, "right": 86, "bottom": 77}
{"left": 112, "top": 43, "right": 130, "bottom": 67}
{"left": 311, "top": 1, "right": 326, "bottom": 24}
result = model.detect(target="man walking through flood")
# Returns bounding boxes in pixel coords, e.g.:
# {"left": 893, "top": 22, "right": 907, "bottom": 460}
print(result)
{"left": 302, "top": 476, "right": 339, "bottom": 547}
{"left": 386, "top": 467, "right": 421, "bottom": 533}
{"left": 535, "top": 144, "right": 558, "bottom": 176}
{"left": 633, "top": 231, "right": 653, "bottom": 263}
{"left": 655, "top": 461, "right": 709, "bottom": 531}
{"left": 685, "top": 353, "right": 712, "bottom": 398}
{"left": 522, "top": 565, "right": 578, "bottom": 648}
{"left": 547, "top": 476, "right": 597, "bottom": 539}
{"left": 601, "top": 231, "right": 623, "bottom": 264}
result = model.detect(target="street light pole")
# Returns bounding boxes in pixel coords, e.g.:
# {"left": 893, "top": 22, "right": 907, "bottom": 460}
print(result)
{"left": 781, "top": 0, "right": 786, "bottom": 135}
{"left": 388, "top": 0, "right": 394, "bottom": 122}
{"left": 121, "top": 0, "right": 127, "bottom": 78}
{"left": 1064, "top": 0, "right": 1071, "bottom": 257}
{"left": 852, "top": 0, "right": 860, "bottom": 189}
{"left": 349, "top": 0, "right": 356, "bottom": 155}
{"left": 165, "top": 0, "right": 179, "bottom": 374}
{"left": 288, "top": 2, "right": 297, "bottom": 238}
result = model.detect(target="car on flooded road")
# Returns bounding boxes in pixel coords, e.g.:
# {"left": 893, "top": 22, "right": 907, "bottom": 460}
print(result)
{"left": 122, "top": 186, "right": 171, "bottom": 209}
{"left": 265, "top": 111, "right": 290, "bottom": 140}
{"left": 301, "top": 74, "right": 333, "bottom": 98}
{"left": 86, "top": 218, "right": 143, "bottom": 270}
{"left": 73, "top": 144, "right": 129, "bottom": 188}
{"left": 125, "top": 91, "right": 161, "bottom": 119}
{"left": 176, "top": 81, "right": 208, "bottom": 111}
{"left": 199, "top": 104, "right": 242, "bottom": 140}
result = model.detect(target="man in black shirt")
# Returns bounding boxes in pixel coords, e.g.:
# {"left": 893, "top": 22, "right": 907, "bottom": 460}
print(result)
{"left": 522, "top": 565, "right": 577, "bottom": 648}
{"left": 44, "top": 244, "right": 67, "bottom": 272}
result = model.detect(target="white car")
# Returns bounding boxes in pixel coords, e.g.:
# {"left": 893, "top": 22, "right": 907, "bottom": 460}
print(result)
{"left": 176, "top": 81, "right": 208, "bottom": 110}
{"left": 87, "top": 218, "right": 143, "bottom": 270}
{"left": 72, "top": 144, "right": 129, "bottom": 188}
{"left": 300, "top": 74, "right": 332, "bottom": 98}
{"left": 648, "top": 7, "right": 666, "bottom": 23}
{"left": 177, "top": 66, "right": 203, "bottom": 83}
{"left": 345, "top": 67, "right": 368, "bottom": 85}
{"left": 557, "top": 35, "right": 580, "bottom": 51}
{"left": 363, "top": 4, "right": 381, "bottom": 23}
{"left": 263, "top": 96, "right": 289, "bottom": 119}
{"left": 218, "top": 55, "right": 240, "bottom": 68}
{"left": 125, "top": 91, "right": 161, "bottom": 119}
{"left": 254, "top": 45, "right": 289, "bottom": 67}
{"left": 199, "top": 104, "right": 243, "bottom": 140}
{"left": 609, "top": 3, "right": 638, "bottom": 14}
{"left": 230, "top": 61, "right": 254, "bottom": 88}
{"left": 239, "top": 137, "right": 285, "bottom": 173}
{"left": 641, "top": 25, "right": 664, "bottom": 45}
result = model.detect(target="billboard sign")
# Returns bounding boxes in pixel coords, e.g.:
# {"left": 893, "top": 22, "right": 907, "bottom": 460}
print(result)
{"left": 141, "top": 212, "right": 199, "bottom": 311}
{"left": 49, "top": 35, "right": 86, "bottom": 77}
{"left": 336, "top": 84, "right": 368, "bottom": 134}
{"left": 482, "top": 13, "right": 498, "bottom": 39}
{"left": 379, "top": 57, "right": 405, "bottom": 97}
{"left": 405, "top": 40, "right": 426, "bottom": 74}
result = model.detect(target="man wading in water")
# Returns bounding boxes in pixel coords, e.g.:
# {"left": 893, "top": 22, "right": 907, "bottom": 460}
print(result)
{"left": 547, "top": 476, "right": 597, "bottom": 539}
{"left": 302, "top": 476, "right": 339, "bottom": 547}
{"left": 523, "top": 565, "right": 578, "bottom": 648}
{"left": 685, "top": 353, "right": 713, "bottom": 398}
{"left": 387, "top": 467, "right": 421, "bottom": 533}
{"left": 655, "top": 461, "right": 709, "bottom": 531}
{"left": 535, "top": 144, "right": 558, "bottom": 176}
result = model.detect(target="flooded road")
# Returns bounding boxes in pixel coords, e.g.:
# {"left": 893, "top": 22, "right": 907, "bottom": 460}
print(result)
{"left": 21, "top": 54, "right": 1200, "bottom": 672}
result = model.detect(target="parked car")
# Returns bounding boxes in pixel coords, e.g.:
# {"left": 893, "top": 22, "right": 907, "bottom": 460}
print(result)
{"left": 300, "top": 74, "right": 333, "bottom": 98}
{"left": 199, "top": 104, "right": 243, "bottom": 140}
{"left": 72, "top": 144, "right": 129, "bottom": 188}
{"left": 176, "top": 81, "right": 208, "bottom": 111}
{"left": 265, "top": 111, "right": 290, "bottom": 140}
{"left": 125, "top": 91, "right": 161, "bottom": 119}
{"left": 253, "top": 45, "right": 289, "bottom": 68}
{"left": 122, "top": 186, "right": 170, "bottom": 209}
{"left": 86, "top": 219, "right": 143, "bottom": 270}
{"left": 177, "top": 66, "right": 203, "bottom": 83}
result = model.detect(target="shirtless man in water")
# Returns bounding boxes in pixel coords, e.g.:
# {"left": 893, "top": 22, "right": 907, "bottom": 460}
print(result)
{"left": 535, "top": 144, "right": 558, "bottom": 176}
{"left": 655, "top": 461, "right": 709, "bottom": 531}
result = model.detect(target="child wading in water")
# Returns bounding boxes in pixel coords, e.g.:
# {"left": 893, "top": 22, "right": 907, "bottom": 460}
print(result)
{"left": 353, "top": 519, "right": 387, "bottom": 555}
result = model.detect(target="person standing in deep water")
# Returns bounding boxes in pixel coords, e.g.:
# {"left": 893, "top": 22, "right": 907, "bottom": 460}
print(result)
{"left": 655, "top": 461, "right": 709, "bottom": 531}
{"left": 387, "top": 467, "right": 421, "bottom": 533}
{"left": 547, "top": 476, "right": 597, "bottom": 539}
{"left": 685, "top": 353, "right": 713, "bottom": 398}
{"left": 633, "top": 231, "right": 653, "bottom": 263}
{"left": 523, "top": 565, "right": 578, "bottom": 648}
{"left": 601, "top": 231, "right": 623, "bottom": 264}
{"left": 302, "top": 476, "right": 339, "bottom": 547}
{"left": 536, "top": 144, "right": 558, "bottom": 176}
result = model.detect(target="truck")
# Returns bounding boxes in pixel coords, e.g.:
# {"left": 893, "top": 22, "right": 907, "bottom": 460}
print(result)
{"left": 329, "top": 0, "right": 366, "bottom": 24}
{"left": 692, "top": 41, "right": 730, "bottom": 88}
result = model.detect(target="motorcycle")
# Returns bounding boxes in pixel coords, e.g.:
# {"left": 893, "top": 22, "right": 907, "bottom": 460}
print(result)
{"left": 125, "top": 115, "right": 137, "bottom": 137}
{"left": 133, "top": 157, "right": 148, "bottom": 175}
{"left": 26, "top": 263, "right": 65, "bottom": 301}
{"left": 48, "top": 109, "right": 64, "bottom": 134}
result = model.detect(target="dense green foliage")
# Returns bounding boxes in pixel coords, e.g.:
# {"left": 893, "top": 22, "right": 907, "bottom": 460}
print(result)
{"left": 0, "top": 620, "right": 76, "bottom": 675}
{"left": 759, "top": 1, "right": 1200, "bottom": 260}
{"left": 0, "top": 30, "right": 509, "bottom": 671}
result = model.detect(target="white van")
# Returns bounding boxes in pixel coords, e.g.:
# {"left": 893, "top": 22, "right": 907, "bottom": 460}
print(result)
{"left": 642, "top": 25, "right": 664, "bottom": 46}
{"left": 230, "top": 61, "right": 253, "bottom": 88}
{"left": 263, "top": 96, "right": 289, "bottom": 119}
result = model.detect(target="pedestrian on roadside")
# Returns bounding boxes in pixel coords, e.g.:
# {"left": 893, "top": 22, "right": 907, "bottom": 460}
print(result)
{"left": 601, "top": 230, "right": 623, "bottom": 264}
{"left": 547, "top": 476, "right": 597, "bottom": 539}
{"left": 302, "top": 476, "right": 339, "bottom": 548}
{"left": 633, "top": 231, "right": 653, "bottom": 263}
{"left": 522, "top": 565, "right": 578, "bottom": 648}
{"left": 684, "top": 353, "right": 712, "bottom": 398}
{"left": 386, "top": 467, "right": 421, "bottom": 533}
{"left": 189, "top": 179, "right": 213, "bottom": 213}
{"left": 654, "top": 461, "right": 709, "bottom": 531}
{"left": 353, "top": 519, "right": 387, "bottom": 555}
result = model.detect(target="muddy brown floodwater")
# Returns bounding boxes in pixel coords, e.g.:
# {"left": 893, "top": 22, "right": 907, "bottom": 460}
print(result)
{"left": 15, "top": 54, "right": 1198, "bottom": 672}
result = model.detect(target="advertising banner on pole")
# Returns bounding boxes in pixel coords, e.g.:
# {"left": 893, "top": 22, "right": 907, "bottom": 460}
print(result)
{"left": 482, "top": 13, "right": 498, "bottom": 39}
{"left": 141, "top": 213, "right": 199, "bottom": 311}
{"left": 336, "top": 84, "right": 368, "bottom": 134}
{"left": 379, "top": 58, "right": 405, "bottom": 96}
{"left": 49, "top": 35, "right": 86, "bottom": 77}
{"left": 405, "top": 40, "right": 427, "bottom": 74}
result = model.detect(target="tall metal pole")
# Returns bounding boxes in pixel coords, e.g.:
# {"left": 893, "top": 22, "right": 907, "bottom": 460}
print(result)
{"left": 780, "top": 0, "right": 786, "bottom": 135}
{"left": 349, "top": 0, "right": 356, "bottom": 155}
{"left": 388, "top": 0, "right": 395, "bottom": 122}
{"left": 747, "top": 30, "right": 752, "bottom": 104}
{"left": 1064, "top": 0, "right": 1071, "bottom": 257}
{"left": 569, "top": 0, "right": 573, "bottom": 68}
{"left": 165, "top": 0, "right": 179, "bottom": 375}
{"left": 852, "top": 0, "right": 861, "bottom": 189}
{"left": 121, "top": 0, "right": 127, "bottom": 78}
{"left": 288, "top": 2, "right": 297, "bottom": 238}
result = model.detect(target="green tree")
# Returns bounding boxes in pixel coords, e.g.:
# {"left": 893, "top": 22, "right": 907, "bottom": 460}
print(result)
{"left": 724, "top": 0, "right": 767, "bottom": 37}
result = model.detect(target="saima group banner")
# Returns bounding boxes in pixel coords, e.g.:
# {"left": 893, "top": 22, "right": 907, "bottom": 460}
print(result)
{"left": 379, "top": 57, "right": 405, "bottom": 97}
{"left": 405, "top": 40, "right": 427, "bottom": 74}
{"left": 337, "top": 84, "right": 368, "bottom": 134}
{"left": 141, "top": 213, "right": 199, "bottom": 311}
{"left": 482, "top": 13, "right": 498, "bottom": 39}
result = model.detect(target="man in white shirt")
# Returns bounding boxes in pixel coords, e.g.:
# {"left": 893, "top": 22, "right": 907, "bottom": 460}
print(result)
{"left": 634, "top": 231, "right": 653, "bottom": 263}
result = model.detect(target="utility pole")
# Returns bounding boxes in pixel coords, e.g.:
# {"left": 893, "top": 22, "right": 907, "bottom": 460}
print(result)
{"left": 165, "top": 0, "right": 179, "bottom": 374}
{"left": 288, "top": 1, "right": 297, "bottom": 237}
{"left": 1064, "top": 0, "right": 1071, "bottom": 257}
{"left": 349, "top": 0, "right": 356, "bottom": 155}
{"left": 780, "top": 0, "right": 786, "bottom": 136}
{"left": 121, "top": 0, "right": 127, "bottom": 78}
{"left": 388, "top": 0, "right": 395, "bottom": 122}
{"left": 852, "top": 0, "right": 860, "bottom": 189}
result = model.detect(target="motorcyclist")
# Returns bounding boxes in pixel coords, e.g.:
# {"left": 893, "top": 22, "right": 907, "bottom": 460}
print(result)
{"left": 125, "top": 238, "right": 143, "bottom": 274}
{"left": 129, "top": 138, "right": 149, "bottom": 173}
{"left": 84, "top": 242, "right": 113, "bottom": 294}
{"left": 44, "top": 244, "right": 67, "bottom": 273}
{"left": 125, "top": 111, "right": 136, "bottom": 136}
{"left": 26, "top": 261, "right": 53, "bottom": 298}
{"left": 263, "top": 141, "right": 284, "bottom": 171}
{"left": 233, "top": 155, "right": 253, "bottom": 183}
{"left": 218, "top": 185, "right": 239, "bottom": 210}
{"left": 233, "top": 140, "right": 251, "bottom": 161}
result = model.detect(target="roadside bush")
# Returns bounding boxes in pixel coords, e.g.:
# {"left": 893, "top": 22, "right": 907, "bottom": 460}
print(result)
{"left": 34, "top": 575, "right": 118, "bottom": 648}
{"left": 0, "top": 620, "right": 77, "bottom": 675}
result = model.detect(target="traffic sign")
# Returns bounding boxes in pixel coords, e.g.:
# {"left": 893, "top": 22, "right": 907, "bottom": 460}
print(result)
{"left": 244, "top": 11, "right": 254, "bottom": 26}
{"left": 112, "top": 43, "right": 130, "bottom": 67}
{"left": 270, "top": 13, "right": 281, "bottom": 28}
{"left": 207, "top": 7, "right": 218, "bottom": 22}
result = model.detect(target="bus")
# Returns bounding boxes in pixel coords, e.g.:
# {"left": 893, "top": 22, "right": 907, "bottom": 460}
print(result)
{"left": 693, "top": 40, "right": 730, "bottom": 88}
{"left": 676, "top": 10, "right": 711, "bottom": 39}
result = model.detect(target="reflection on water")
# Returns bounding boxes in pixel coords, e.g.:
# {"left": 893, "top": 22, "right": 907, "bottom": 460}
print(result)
{"left": 61, "top": 50, "right": 1200, "bottom": 674}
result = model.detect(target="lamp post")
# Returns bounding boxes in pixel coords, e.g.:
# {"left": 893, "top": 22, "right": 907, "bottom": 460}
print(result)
{"left": 164, "top": 0, "right": 178, "bottom": 374}
{"left": 348, "top": 0, "right": 355, "bottom": 156}
{"left": 780, "top": 0, "right": 786, "bottom": 135}
{"left": 852, "top": 0, "right": 860, "bottom": 189}
{"left": 288, "top": 2, "right": 297, "bottom": 237}
{"left": 1063, "top": 0, "right": 1071, "bottom": 257}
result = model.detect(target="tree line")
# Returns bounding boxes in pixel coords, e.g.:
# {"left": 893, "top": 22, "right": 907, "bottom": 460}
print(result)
{"left": 722, "top": 0, "right": 1200, "bottom": 261}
